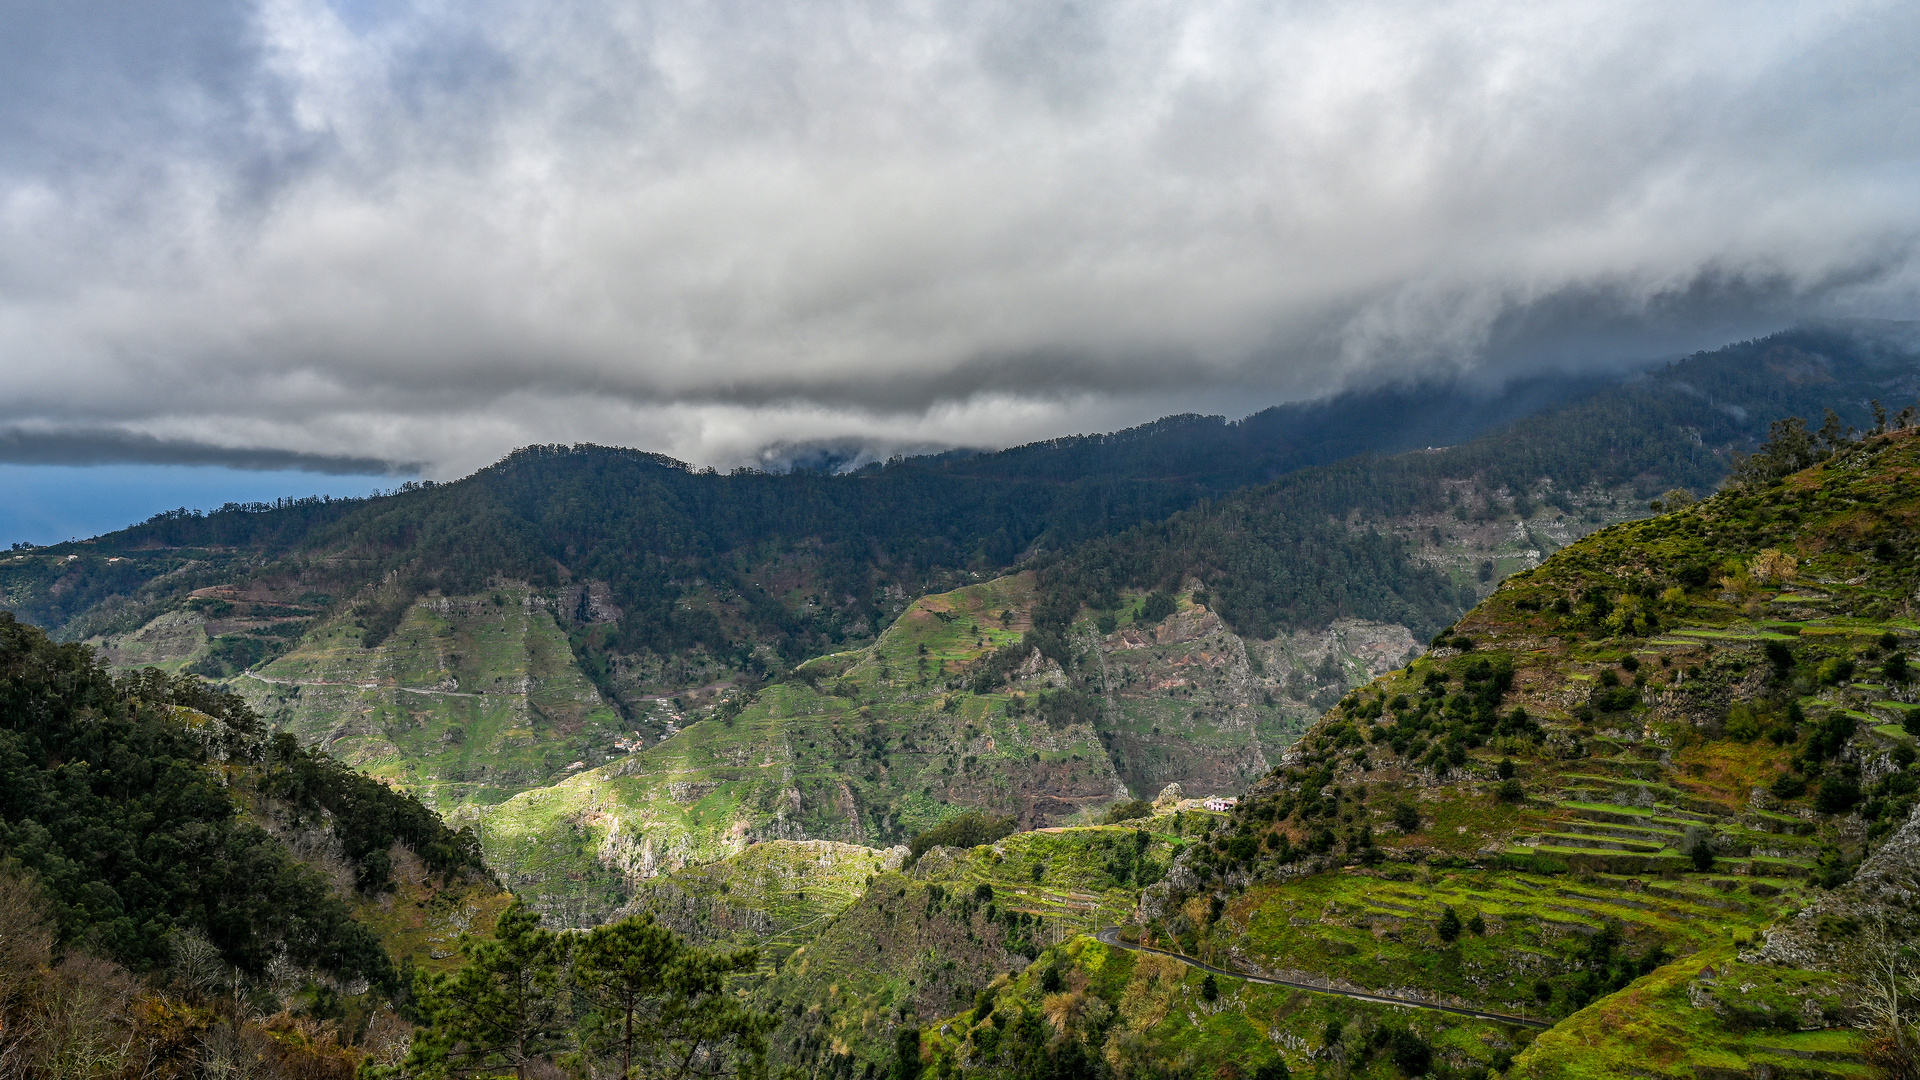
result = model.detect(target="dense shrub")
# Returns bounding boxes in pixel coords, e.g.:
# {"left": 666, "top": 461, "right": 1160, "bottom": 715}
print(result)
{"left": 262, "top": 733, "right": 487, "bottom": 891}
{"left": 907, "top": 812, "right": 1017, "bottom": 862}
{"left": 1814, "top": 775, "right": 1863, "bottom": 815}
{"left": 1138, "top": 590, "right": 1178, "bottom": 625}
{"left": 1036, "top": 689, "right": 1102, "bottom": 730}
{"left": 1101, "top": 799, "right": 1153, "bottom": 824}
{"left": 1392, "top": 802, "right": 1421, "bottom": 832}
{"left": 967, "top": 640, "right": 1037, "bottom": 694}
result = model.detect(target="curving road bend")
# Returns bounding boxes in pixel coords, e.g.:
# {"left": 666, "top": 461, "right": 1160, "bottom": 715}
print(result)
{"left": 1093, "top": 928, "right": 1551, "bottom": 1030}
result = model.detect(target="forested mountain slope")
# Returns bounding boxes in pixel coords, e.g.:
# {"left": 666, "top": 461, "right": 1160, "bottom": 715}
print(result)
{"left": 5, "top": 324, "right": 1915, "bottom": 721}
{"left": 88, "top": 530, "right": 1401, "bottom": 931}
{"left": 0, "top": 617, "right": 507, "bottom": 1075}
{"left": 927, "top": 418, "right": 1920, "bottom": 1079}
{"left": 1023, "top": 325, "right": 1920, "bottom": 644}
{"left": 0, "top": 371, "right": 1612, "bottom": 669}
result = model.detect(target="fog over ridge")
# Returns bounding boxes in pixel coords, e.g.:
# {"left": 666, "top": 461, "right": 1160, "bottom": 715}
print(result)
{"left": 1, "top": 0, "right": 1916, "bottom": 476}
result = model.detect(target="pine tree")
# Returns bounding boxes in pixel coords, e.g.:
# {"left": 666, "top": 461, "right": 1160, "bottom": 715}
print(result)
{"left": 406, "top": 901, "right": 571, "bottom": 1079}
{"left": 575, "top": 916, "right": 680, "bottom": 1080}
{"left": 573, "top": 915, "right": 768, "bottom": 1080}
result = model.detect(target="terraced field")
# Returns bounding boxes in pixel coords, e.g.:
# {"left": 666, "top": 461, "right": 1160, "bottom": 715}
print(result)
{"left": 1229, "top": 863, "right": 1786, "bottom": 1021}
{"left": 1520, "top": 944, "right": 1872, "bottom": 1079}
{"left": 628, "top": 839, "right": 905, "bottom": 953}
{"left": 1168, "top": 618, "right": 1861, "bottom": 1034}
{"left": 233, "top": 583, "right": 634, "bottom": 811}
{"left": 759, "top": 820, "right": 1199, "bottom": 1071}
{"left": 924, "top": 933, "right": 1539, "bottom": 1079}
{"left": 935, "top": 428, "right": 1920, "bottom": 1078}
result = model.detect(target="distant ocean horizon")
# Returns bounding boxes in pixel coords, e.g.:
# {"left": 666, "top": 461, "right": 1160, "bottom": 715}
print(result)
{"left": 0, "top": 463, "right": 391, "bottom": 548}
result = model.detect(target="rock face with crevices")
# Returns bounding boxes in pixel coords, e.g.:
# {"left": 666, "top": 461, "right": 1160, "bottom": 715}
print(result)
{"left": 1752, "top": 800, "right": 1920, "bottom": 971}
{"left": 1092, "top": 606, "right": 1423, "bottom": 798}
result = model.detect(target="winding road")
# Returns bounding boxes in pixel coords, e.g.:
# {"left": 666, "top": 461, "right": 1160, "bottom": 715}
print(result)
{"left": 1093, "top": 928, "right": 1551, "bottom": 1030}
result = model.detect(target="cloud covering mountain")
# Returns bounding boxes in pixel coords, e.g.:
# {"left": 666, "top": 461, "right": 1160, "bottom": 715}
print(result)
{"left": 2, "top": 0, "right": 1917, "bottom": 475}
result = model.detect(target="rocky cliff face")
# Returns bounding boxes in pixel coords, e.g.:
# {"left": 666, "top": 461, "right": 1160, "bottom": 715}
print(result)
{"left": 1753, "top": 799, "right": 1920, "bottom": 971}
{"left": 1091, "top": 604, "right": 1421, "bottom": 798}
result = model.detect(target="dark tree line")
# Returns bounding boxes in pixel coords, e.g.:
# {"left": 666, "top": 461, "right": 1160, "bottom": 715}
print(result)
{"left": 1024, "top": 328, "right": 1920, "bottom": 642}
{"left": 261, "top": 731, "right": 488, "bottom": 892}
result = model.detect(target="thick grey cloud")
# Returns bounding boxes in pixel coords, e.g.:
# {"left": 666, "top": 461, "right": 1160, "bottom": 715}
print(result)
{"left": 1, "top": 0, "right": 1917, "bottom": 476}
{"left": 0, "top": 427, "right": 414, "bottom": 474}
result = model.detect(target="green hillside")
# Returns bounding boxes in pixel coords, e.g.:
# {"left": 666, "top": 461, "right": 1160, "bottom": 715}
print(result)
{"left": 452, "top": 567, "right": 1426, "bottom": 924}
{"left": 230, "top": 582, "right": 632, "bottom": 811}
{"left": 6, "top": 390, "right": 1913, "bottom": 1078}
{"left": 762, "top": 817, "right": 1201, "bottom": 1074}
{"left": 0, "top": 329, "right": 1909, "bottom": 924}
{"left": 471, "top": 575, "right": 1119, "bottom": 922}
{"left": 927, "top": 419, "right": 1920, "bottom": 1079}
{"left": 49, "top": 558, "right": 1414, "bottom": 927}
{"left": 5, "top": 327, "right": 1920, "bottom": 1076}
{"left": 628, "top": 838, "right": 905, "bottom": 951}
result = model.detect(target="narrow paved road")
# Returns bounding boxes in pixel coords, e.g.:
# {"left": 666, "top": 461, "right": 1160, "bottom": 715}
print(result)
{"left": 242, "top": 671, "right": 491, "bottom": 699}
{"left": 1093, "top": 928, "right": 1551, "bottom": 1030}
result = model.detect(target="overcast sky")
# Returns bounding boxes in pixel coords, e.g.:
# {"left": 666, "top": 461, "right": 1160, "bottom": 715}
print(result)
{"left": 2, "top": 0, "right": 1917, "bottom": 481}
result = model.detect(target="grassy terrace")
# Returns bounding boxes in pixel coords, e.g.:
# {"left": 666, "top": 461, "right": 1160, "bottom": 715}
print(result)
{"left": 754, "top": 822, "right": 1197, "bottom": 1066}
{"left": 631, "top": 838, "right": 902, "bottom": 955}
{"left": 1519, "top": 945, "right": 1871, "bottom": 1079}
{"left": 1097, "top": 432, "right": 1920, "bottom": 1077}
{"left": 937, "top": 819, "right": 1198, "bottom": 930}
{"left": 927, "top": 934, "right": 1542, "bottom": 1080}
{"left": 1225, "top": 861, "right": 1784, "bottom": 1021}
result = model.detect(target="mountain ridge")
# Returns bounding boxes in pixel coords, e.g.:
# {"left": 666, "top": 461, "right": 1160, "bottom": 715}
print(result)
{"left": 10, "top": 323, "right": 1916, "bottom": 687}
{"left": 4, "top": 329, "right": 1917, "bottom": 1076}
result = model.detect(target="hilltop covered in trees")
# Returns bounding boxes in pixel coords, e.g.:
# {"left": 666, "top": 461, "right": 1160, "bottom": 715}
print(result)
{"left": 1026, "top": 329, "right": 1920, "bottom": 643}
